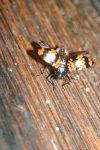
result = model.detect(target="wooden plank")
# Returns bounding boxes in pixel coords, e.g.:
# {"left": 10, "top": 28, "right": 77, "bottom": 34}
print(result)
{"left": 0, "top": 0, "right": 100, "bottom": 149}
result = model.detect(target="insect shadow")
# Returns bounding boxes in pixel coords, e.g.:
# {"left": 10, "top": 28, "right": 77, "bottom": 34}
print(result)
{"left": 27, "top": 41, "right": 43, "bottom": 65}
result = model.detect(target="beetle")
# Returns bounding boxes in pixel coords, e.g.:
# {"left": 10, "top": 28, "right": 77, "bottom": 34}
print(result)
{"left": 35, "top": 41, "right": 94, "bottom": 89}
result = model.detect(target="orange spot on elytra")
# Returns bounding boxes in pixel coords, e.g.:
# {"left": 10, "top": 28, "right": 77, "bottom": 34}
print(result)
{"left": 67, "top": 58, "right": 76, "bottom": 71}
{"left": 38, "top": 48, "right": 45, "bottom": 56}
{"left": 88, "top": 58, "right": 93, "bottom": 66}
{"left": 52, "top": 56, "right": 61, "bottom": 68}
{"left": 48, "top": 49, "right": 57, "bottom": 55}
{"left": 76, "top": 55, "right": 83, "bottom": 60}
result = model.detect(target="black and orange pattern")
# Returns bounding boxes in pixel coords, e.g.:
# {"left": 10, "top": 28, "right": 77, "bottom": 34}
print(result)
{"left": 67, "top": 55, "right": 94, "bottom": 72}
{"left": 35, "top": 41, "right": 94, "bottom": 81}
{"left": 37, "top": 47, "right": 61, "bottom": 68}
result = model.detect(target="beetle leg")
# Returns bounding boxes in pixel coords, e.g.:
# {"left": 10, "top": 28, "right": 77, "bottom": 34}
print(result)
{"left": 62, "top": 75, "right": 71, "bottom": 89}
{"left": 47, "top": 74, "right": 55, "bottom": 90}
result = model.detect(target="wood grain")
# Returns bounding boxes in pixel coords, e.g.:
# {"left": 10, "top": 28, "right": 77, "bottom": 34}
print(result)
{"left": 0, "top": 0, "right": 100, "bottom": 150}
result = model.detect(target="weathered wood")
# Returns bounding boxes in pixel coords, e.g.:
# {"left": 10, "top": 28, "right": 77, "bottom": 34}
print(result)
{"left": 0, "top": 0, "right": 100, "bottom": 149}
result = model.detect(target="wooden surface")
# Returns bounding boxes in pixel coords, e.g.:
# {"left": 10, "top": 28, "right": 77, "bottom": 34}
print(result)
{"left": 0, "top": 0, "right": 100, "bottom": 150}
